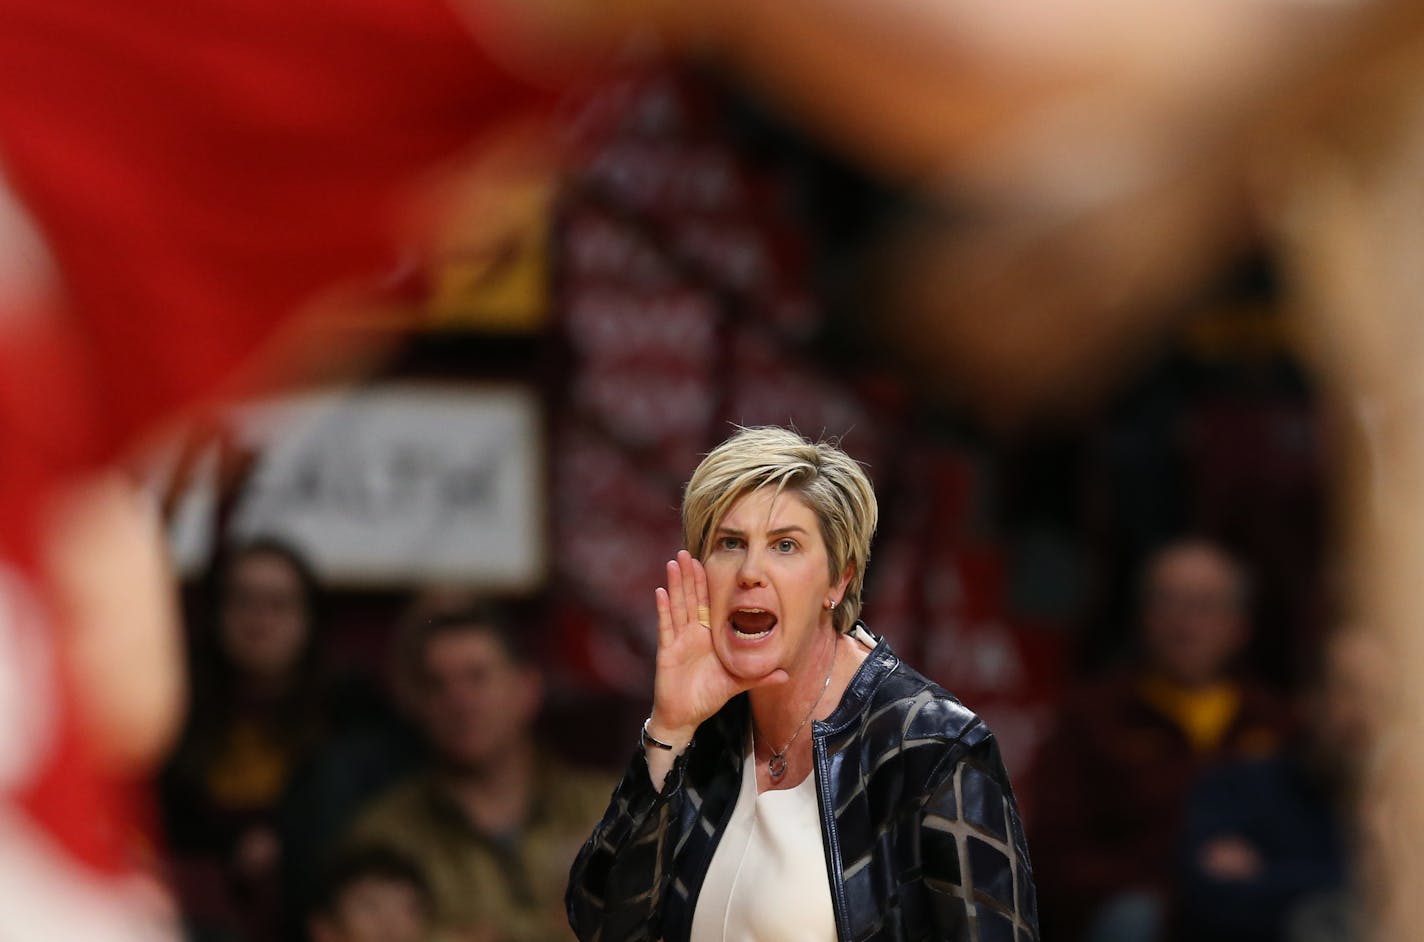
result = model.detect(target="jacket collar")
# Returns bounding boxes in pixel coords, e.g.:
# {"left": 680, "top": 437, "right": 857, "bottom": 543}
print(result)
{"left": 817, "top": 621, "right": 899, "bottom": 736}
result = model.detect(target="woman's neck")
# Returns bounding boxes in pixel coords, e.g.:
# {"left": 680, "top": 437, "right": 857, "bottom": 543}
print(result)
{"left": 749, "top": 626, "right": 862, "bottom": 749}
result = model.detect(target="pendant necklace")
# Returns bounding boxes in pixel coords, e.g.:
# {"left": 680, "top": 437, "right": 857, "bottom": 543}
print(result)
{"left": 754, "top": 635, "right": 837, "bottom": 779}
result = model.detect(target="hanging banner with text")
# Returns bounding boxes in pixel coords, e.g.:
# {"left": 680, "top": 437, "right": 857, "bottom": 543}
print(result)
{"left": 158, "top": 384, "right": 544, "bottom": 588}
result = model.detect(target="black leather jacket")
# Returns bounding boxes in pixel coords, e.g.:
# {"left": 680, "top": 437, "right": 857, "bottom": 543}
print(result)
{"left": 567, "top": 627, "right": 1039, "bottom": 941}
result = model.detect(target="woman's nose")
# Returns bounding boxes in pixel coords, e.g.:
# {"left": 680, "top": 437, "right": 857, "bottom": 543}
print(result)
{"left": 737, "top": 548, "right": 767, "bottom": 587}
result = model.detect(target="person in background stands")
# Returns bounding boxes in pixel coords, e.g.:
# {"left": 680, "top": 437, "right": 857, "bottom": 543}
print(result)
{"left": 1032, "top": 538, "right": 1292, "bottom": 942}
{"left": 347, "top": 606, "right": 613, "bottom": 942}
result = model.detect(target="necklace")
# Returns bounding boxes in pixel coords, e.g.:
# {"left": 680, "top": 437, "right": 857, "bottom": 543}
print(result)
{"left": 754, "top": 636, "right": 837, "bottom": 779}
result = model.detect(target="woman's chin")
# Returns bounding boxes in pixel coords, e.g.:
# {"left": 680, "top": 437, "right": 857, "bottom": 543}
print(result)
{"left": 715, "top": 635, "right": 782, "bottom": 681}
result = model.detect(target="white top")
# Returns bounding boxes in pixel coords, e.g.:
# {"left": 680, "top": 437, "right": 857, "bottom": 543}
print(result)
{"left": 689, "top": 733, "right": 838, "bottom": 942}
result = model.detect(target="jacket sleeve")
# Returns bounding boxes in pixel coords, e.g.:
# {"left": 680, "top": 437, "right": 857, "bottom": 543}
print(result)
{"left": 566, "top": 744, "right": 690, "bottom": 942}
{"left": 919, "top": 735, "right": 1040, "bottom": 941}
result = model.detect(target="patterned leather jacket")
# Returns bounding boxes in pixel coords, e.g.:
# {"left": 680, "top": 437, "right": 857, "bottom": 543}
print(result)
{"left": 567, "top": 627, "right": 1039, "bottom": 941}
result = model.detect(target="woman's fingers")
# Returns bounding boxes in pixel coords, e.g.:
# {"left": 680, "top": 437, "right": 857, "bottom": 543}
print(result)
{"left": 655, "top": 586, "right": 674, "bottom": 648}
{"left": 675, "top": 550, "right": 703, "bottom": 629}
{"left": 656, "top": 552, "right": 709, "bottom": 656}
{"left": 669, "top": 554, "right": 692, "bottom": 626}
{"left": 690, "top": 554, "right": 710, "bottom": 628}
{"left": 667, "top": 557, "right": 690, "bottom": 629}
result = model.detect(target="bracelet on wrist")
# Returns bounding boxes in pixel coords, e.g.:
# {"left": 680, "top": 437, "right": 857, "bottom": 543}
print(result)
{"left": 642, "top": 717, "right": 689, "bottom": 752}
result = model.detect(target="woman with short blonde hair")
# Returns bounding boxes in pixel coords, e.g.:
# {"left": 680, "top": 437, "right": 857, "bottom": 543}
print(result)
{"left": 569, "top": 426, "right": 1038, "bottom": 941}
{"left": 679, "top": 426, "right": 877, "bottom": 635}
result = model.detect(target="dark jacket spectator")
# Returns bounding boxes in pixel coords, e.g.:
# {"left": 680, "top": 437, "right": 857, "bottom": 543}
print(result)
{"left": 1178, "top": 628, "right": 1378, "bottom": 942}
{"left": 1179, "top": 754, "right": 1348, "bottom": 942}
{"left": 1032, "top": 539, "right": 1292, "bottom": 940}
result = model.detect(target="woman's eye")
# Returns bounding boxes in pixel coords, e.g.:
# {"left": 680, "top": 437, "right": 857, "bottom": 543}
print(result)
{"left": 718, "top": 537, "right": 743, "bottom": 551}
{"left": 775, "top": 539, "right": 797, "bottom": 553}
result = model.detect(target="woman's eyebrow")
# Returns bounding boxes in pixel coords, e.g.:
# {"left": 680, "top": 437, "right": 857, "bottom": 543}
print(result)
{"left": 716, "top": 525, "right": 809, "bottom": 537}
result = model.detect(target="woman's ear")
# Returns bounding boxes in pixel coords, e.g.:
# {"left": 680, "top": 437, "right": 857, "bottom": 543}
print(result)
{"left": 835, "top": 563, "right": 855, "bottom": 599}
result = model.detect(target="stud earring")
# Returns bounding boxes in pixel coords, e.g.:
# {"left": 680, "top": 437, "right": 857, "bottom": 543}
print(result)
{"left": 827, "top": 598, "right": 838, "bottom": 611}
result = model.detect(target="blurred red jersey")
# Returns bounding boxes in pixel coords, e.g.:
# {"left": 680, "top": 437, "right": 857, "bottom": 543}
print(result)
{"left": 0, "top": 0, "right": 558, "bottom": 931}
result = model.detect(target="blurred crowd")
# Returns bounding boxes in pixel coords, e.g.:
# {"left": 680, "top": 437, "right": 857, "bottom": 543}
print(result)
{"left": 157, "top": 539, "right": 615, "bottom": 942}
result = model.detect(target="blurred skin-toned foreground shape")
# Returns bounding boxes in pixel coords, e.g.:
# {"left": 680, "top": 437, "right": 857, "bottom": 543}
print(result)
{"left": 1271, "top": 44, "right": 1424, "bottom": 940}
{"left": 524, "top": 0, "right": 1415, "bottom": 422}
{"left": 860, "top": 0, "right": 1424, "bottom": 423}
{"left": 635, "top": 0, "right": 1412, "bottom": 424}
{"left": 44, "top": 476, "right": 185, "bottom": 778}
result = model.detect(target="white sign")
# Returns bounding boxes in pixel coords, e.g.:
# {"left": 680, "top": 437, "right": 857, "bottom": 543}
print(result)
{"left": 160, "top": 384, "right": 544, "bottom": 588}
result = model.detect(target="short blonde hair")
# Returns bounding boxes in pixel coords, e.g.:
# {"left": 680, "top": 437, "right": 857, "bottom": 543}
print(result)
{"left": 682, "top": 427, "right": 878, "bottom": 633}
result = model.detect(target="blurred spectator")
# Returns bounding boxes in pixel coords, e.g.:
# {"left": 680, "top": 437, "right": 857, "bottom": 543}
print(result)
{"left": 346, "top": 606, "right": 613, "bottom": 942}
{"left": 277, "top": 593, "right": 474, "bottom": 939}
{"left": 160, "top": 538, "right": 388, "bottom": 940}
{"left": 1033, "top": 538, "right": 1292, "bottom": 942}
{"left": 307, "top": 844, "right": 437, "bottom": 942}
{"left": 1178, "top": 629, "right": 1378, "bottom": 942}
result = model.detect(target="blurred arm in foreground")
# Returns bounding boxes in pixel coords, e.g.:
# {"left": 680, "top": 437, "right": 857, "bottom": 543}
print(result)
{"left": 610, "top": 0, "right": 1422, "bottom": 422}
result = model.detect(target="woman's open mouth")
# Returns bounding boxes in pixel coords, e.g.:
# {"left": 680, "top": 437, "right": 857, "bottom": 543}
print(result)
{"left": 729, "top": 608, "right": 778, "bottom": 640}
